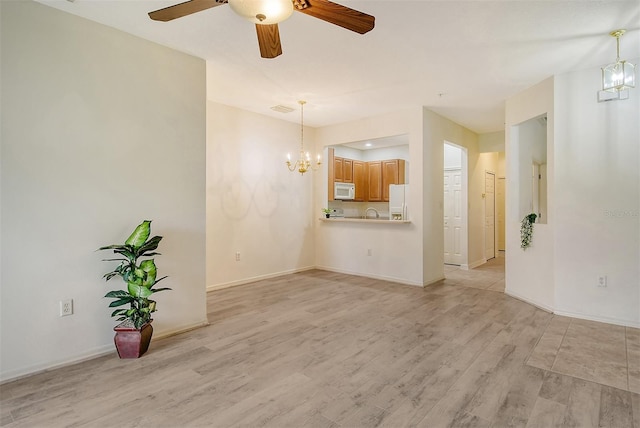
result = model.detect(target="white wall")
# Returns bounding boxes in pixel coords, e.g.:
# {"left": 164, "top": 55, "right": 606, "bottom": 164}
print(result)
{"left": 506, "top": 67, "right": 640, "bottom": 328}
{"left": 206, "top": 102, "right": 316, "bottom": 289}
{"left": 553, "top": 62, "right": 639, "bottom": 327}
{"left": 314, "top": 109, "right": 426, "bottom": 285}
{"left": 1, "top": 1, "right": 207, "bottom": 381}
{"left": 505, "top": 77, "right": 555, "bottom": 311}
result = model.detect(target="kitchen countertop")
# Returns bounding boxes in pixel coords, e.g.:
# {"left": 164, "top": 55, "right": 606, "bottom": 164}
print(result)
{"left": 320, "top": 217, "right": 411, "bottom": 224}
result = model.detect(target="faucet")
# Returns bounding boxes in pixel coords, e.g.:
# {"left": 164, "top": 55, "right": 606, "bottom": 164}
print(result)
{"left": 365, "top": 207, "right": 380, "bottom": 219}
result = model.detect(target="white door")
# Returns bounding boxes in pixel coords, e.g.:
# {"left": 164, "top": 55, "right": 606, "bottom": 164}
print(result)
{"left": 497, "top": 177, "right": 505, "bottom": 251}
{"left": 485, "top": 172, "right": 496, "bottom": 260}
{"left": 444, "top": 169, "right": 463, "bottom": 265}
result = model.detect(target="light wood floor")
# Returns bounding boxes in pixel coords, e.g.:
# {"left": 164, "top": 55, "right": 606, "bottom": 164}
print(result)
{"left": 2, "top": 264, "right": 639, "bottom": 427}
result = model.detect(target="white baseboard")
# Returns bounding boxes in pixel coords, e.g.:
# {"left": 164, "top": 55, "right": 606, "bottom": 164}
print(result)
{"left": 424, "top": 276, "right": 446, "bottom": 286}
{"left": 0, "top": 320, "right": 209, "bottom": 384}
{"left": 466, "top": 258, "right": 487, "bottom": 270}
{"left": 0, "top": 344, "right": 115, "bottom": 385}
{"left": 504, "top": 289, "right": 554, "bottom": 313}
{"left": 207, "top": 266, "right": 316, "bottom": 292}
{"left": 553, "top": 309, "right": 640, "bottom": 329}
{"left": 314, "top": 265, "right": 424, "bottom": 287}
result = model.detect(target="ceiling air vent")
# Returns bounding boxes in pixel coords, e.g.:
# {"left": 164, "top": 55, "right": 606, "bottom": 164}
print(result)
{"left": 271, "top": 105, "right": 295, "bottom": 113}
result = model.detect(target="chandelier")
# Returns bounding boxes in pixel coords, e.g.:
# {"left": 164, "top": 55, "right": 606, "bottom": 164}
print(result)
{"left": 286, "top": 100, "right": 321, "bottom": 175}
{"left": 599, "top": 29, "right": 636, "bottom": 102}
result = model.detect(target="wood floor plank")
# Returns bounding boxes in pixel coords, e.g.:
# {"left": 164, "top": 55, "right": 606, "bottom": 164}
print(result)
{"left": 1, "top": 264, "right": 638, "bottom": 428}
{"left": 525, "top": 396, "right": 567, "bottom": 428}
{"left": 562, "top": 378, "right": 601, "bottom": 428}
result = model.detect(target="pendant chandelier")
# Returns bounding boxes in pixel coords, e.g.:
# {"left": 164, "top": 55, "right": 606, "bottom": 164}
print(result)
{"left": 286, "top": 100, "right": 321, "bottom": 175}
{"left": 599, "top": 29, "right": 636, "bottom": 102}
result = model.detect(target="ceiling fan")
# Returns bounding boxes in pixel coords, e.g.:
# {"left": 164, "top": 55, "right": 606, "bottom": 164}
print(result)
{"left": 148, "top": 0, "right": 375, "bottom": 59}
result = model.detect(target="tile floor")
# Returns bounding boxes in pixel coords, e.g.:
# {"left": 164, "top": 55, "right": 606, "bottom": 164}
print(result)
{"left": 446, "top": 252, "right": 640, "bottom": 395}
{"left": 528, "top": 316, "right": 640, "bottom": 394}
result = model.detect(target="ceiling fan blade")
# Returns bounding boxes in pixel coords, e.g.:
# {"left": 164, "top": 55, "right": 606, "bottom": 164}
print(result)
{"left": 148, "top": 0, "right": 227, "bottom": 22}
{"left": 256, "top": 24, "right": 283, "bottom": 59}
{"left": 293, "top": 0, "right": 374, "bottom": 34}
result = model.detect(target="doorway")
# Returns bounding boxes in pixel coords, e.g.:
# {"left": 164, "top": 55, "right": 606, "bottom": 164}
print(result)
{"left": 444, "top": 142, "right": 467, "bottom": 266}
{"left": 484, "top": 171, "right": 496, "bottom": 260}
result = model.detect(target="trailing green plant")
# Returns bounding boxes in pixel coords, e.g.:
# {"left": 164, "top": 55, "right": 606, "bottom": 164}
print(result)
{"left": 520, "top": 213, "right": 538, "bottom": 249}
{"left": 321, "top": 208, "right": 332, "bottom": 214}
{"left": 98, "top": 220, "right": 170, "bottom": 329}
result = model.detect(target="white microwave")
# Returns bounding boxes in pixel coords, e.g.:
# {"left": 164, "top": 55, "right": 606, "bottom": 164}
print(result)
{"left": 335, "top": 182, "right": 355, "bottom": 200}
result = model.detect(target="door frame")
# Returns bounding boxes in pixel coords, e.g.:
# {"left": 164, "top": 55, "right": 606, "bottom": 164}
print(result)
{"left": 484, "top": 170, "right": 496, "bottom": 261}
{"left": 443, "top": 141, "right": 469, "bottom": 268}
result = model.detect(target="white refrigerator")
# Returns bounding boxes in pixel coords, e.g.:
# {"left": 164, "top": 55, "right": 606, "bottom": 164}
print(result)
{"left": 389, "top": 184, "right": 409, "bottom": 220}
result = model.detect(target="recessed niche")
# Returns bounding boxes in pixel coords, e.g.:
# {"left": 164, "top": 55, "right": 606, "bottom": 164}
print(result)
{"left": 513, "top": 114, "right": 547, "bottom": 224}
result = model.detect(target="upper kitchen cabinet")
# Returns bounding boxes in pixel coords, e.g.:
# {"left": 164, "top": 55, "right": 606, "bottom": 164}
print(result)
{"left": 382, "top": 159, "right": 406, "bottom": 201}
{"left": 331, "top": 154, "right": 354, "bottom": 183}
{"left": 368, "top": 159, "right": 406, "bottom": 202}
{"left": 353, "top": 160, "right": 366, "bottom": 201}
{"left": 327, "top": 135, "right": 409, "bottom": 203}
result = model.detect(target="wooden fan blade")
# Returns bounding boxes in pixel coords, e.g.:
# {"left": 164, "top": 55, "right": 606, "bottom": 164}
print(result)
{"left": 256, "top": 24, "right": 283, "bottom": 59}
{"left": 148, "top": 0, "right": 227, "bottom": 22}
{"left": 293, "top": 0, "right": 374, "bottom": 34}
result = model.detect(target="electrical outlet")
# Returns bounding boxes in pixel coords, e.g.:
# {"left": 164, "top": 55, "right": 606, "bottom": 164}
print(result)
{"left": 235, "top": 252, "right": 241, "bottom": 262}
{"left": 598, "top": 275, "right": 607, "bottom": 287}
{"left": 60, "top": 299, "right": 73, "bottom": 316}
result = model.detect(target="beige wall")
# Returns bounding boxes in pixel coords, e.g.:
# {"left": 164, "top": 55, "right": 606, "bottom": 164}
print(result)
{"left": 206, "top": 102, "right": 316, "bottom": 289}
{"left": 1, "top": 1, "right": 207, "bottom": 381}
{"left": 553, "top": 62, "right": 639, "bottom": 327}
{"left": 505, "top": 66, "right": 640, "bottom": 328}
{"left": 505, "top": 77, "right": 555, "bottom": 311}
{"left": 314, "top": 109, "right": 426, "bottom": 285}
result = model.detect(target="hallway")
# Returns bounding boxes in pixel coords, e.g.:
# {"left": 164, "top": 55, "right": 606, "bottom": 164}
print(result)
{"left": 444, "top": 252, "right": 505, "bottom": 293}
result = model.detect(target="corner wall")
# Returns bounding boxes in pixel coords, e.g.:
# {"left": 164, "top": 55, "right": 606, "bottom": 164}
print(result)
{"left": 314, "top": 109, "right": 425, "bottom": 285}
{"left": 205, "top": 102, "right": 316, "bottom": 289}
{"left": 553, "top": 62, "right": 639, "bottom": 327}
{"left": 505, "top": 77, "right": 555, "bottom": 311}
{"left": 1, "top": 1, "right": 207, "bottom": 381}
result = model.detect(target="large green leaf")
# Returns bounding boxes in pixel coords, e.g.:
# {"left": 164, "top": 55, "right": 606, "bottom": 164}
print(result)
{"left": 105, "top": 290, "right": 130, "bottom": 298}
{"left": 140, "top": 260, "right": 157, "bottom": 287}
{"left": 98, "top": 244, "right": 128, "bottom": 251}
{"left": 150, "top": 287, "right": 172, "bottom": 294}
{"left": 128, "top": 282, "right": 153, "bottom": 299}
{"left": 137, "top": 236, "right": 163, "bottom": 257}
{"left": 125, "top": 220, "right": 151, "bottom": 249}
{"left": 108, "top": 298, "right": 133, "bottom": 307}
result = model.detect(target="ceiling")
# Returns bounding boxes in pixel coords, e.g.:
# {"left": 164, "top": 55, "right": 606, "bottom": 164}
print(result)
{"left": 36, "top": 0, "right": 640, "bottom": 133}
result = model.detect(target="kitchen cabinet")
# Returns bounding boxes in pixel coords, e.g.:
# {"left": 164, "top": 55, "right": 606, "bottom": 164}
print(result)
{"left": 328, "top": 148, "right": 405, "bottom": 203}
{"left": 382, "top": 159, "right": 406, "bottom": 201}
{"left": 343, "top": 159, "right": 353, "bottom": 183}
{"left": 353, "top": 160, "right": 366, "bottom": 201}
{"left": 334, "top": 157, "right": 344, "bottom": 182}
{"left": 333, "top": 157, "right": 353, "bottom": 183}
{"left": 367, "top": 161, "right": 383, "bottom": 201}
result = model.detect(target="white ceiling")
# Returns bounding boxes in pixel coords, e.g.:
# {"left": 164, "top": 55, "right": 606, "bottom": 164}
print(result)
{"left": 36, "top": 0, "right": 640, "bottom": 133}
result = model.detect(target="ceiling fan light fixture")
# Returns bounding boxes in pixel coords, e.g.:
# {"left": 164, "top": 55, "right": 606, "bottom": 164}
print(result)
{"left": 229, "top": 0, "right": 294, "bottom": 24}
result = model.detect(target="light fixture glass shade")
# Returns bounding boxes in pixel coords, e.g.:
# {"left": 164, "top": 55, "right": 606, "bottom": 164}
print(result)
{"left": 228, "top": 0, "right": 293, "bottom": 25}
{"left": 602, "top": 60, "right": 636, "bottom": 92}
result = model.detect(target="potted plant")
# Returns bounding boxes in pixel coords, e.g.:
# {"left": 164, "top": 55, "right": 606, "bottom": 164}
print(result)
{"left": 322, "top": 208, "right": 332, "bottom": 218}
{"left": 98, "top": 220, "right": 170, "bottom": 358}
